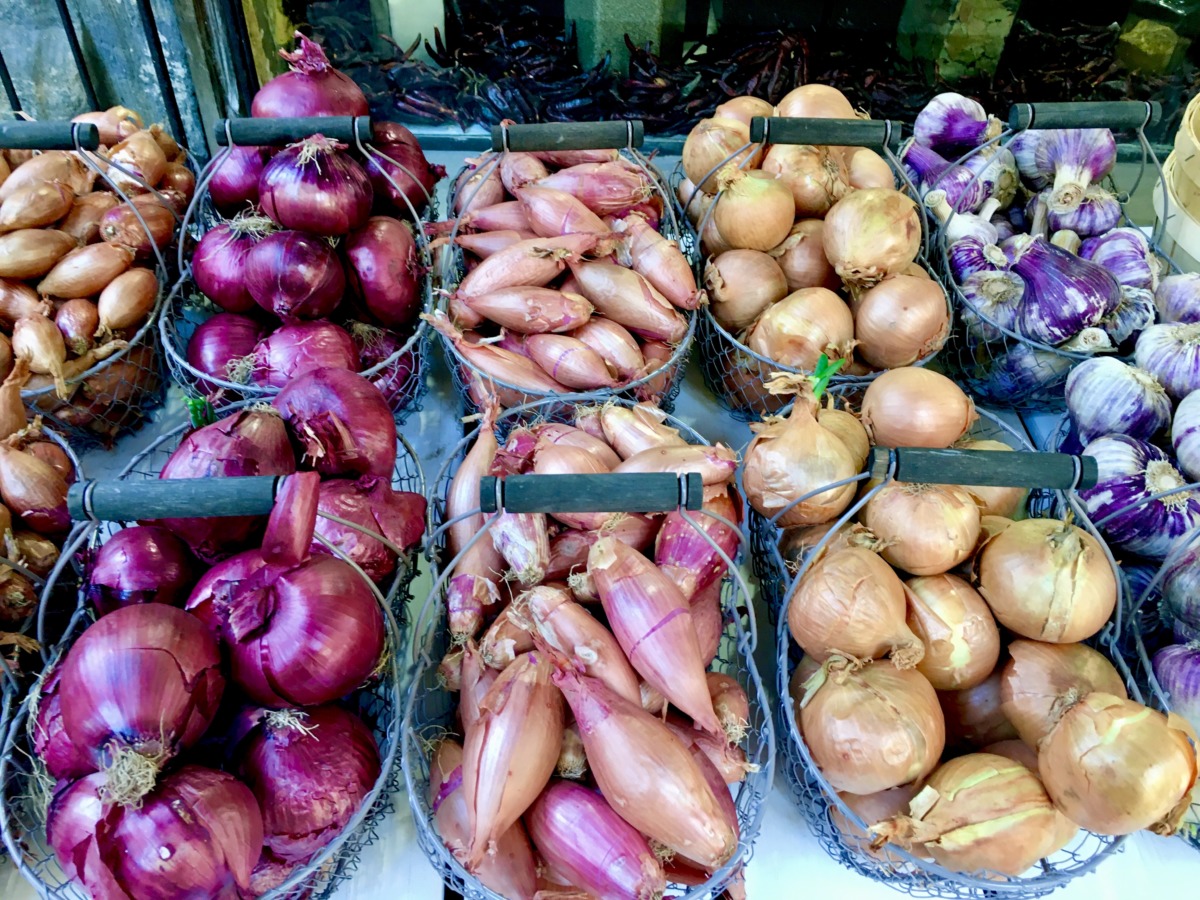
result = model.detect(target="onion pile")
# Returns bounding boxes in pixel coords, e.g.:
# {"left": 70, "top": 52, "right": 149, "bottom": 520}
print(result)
{"left": 684, "top": 87, "right": 946, "bottom": 389}
{"left": 429, "top": 398, "right": 751, "bottom": 895}
{"left": 183, "top": 34, "right": 440, "bottom": 412}
{"left": 428, "top": 146, "right": 696, "bottom": 406}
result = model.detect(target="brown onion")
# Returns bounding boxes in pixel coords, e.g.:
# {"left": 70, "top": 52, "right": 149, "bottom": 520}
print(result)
{"left": 817, "top": 405, "right": 869, "bottom": 469}
{"left": 905, "top": 575, "right": 999, "bottom": 691}
{"left": 12, "top": 529, "right": 60, "bottom": 578}
{"left": 0, "top": 181, "right": 73, "bottom": 232}
{"left": 99, "top": 198, "right": 176, "bottom": 256}
{"left": 953, "top": 439, "right": 1025, "bottom": 517}
{"left": 96, "top": 267, "right": 157, "bottom": 335}
{"left": 72, "top": 106, "right": 142, "bottom": 145}
{"left": 853, "top": 275, "right": 949, "bottom": 369}
{"left": 977, "top": 518, "right": 1116, "bottom": 643}
{"left": 0, "top": 280, "right": 47, "bottom": 327}
{"left": 22, "top": 439, "right": 73, "bottom": 482}
{"left": 1000, "top": 639, "right": 1127, "bottom": 748}
{"left": 824, "top": 188, "right": 921, "bottom": 288}
{"left": 106, "top": 130, "right": 167, "bottom": 191}
{"left": 699, "top": 213, "right": 733, "bottom": 258}
{"left": 0, "top": 333, "right": 12, "bottom": 381}
{"left": 939, "top": 670, "right": 1018, "bottom": 750}
{"left": 860, "top": 368, "right": 977, "bottom": 448}
{"left": 844, "top": 147, "right": 896, "bottom": 189}
{"left": 798, "top": 657, "right": 945, "bottom": 794}
{"left": 762, "top": 144, "right": 849, "bottom": 217}
{"left": 864, "top": 482, "right": 981, "bottom": 576}
{"left": 712, "top": 167, "right": 794, "bottom": 252}
{"left": 714, "top": 95, "right": 774, "bottom": 127}
{"left": 704, "top": 250, "right": 787, "bottom": 333}
{"left": 0, "top": 357, "right": 28, "bottom": 438}
{"left": 149, "top": 123, "right": 180, "bottom": 161}
{"left": 38, "top": 243, "right": 134, "bottom": 298}
{"left": 0, "top": 152, "right": 89, "bottom": 201}
{"left": 746, "top": 287, "right": 854, "bottom": 371}
{"left": 776, "top": 85, "right": 857, "bottom": 119}
{"left": 1040, "top": 693, "right": 1197, "bottom": 835}
{"left": 0, "top": 441, "right": 69, "bottom": 534}
{"left": 983, "top": 739, "right": 1080, "bottom": 854}
{"left": 768, "top": 220, "right": 839, "bottom": 293}
{"left": 681, "top": 117, "right": 761, "bottom": 192}
{"left": 789, "top": 545, "right": 925, "bottom": 667}
{"left": 55, "top": 299, "right": 100, "bottom": 356}
{"left": 159, "top": 162, "right": 195, "bottom": 202}
{"left": 0, "top": 229, "right": 76, "bottom": 279}
{"left": 13, "top": 315, "right": 69, "bottom": 398}
{"left": 59, "top": 192, "right": 119, "bottom": 244}
{"left": 832, "top": 784, "right": 928, "bottom": 862}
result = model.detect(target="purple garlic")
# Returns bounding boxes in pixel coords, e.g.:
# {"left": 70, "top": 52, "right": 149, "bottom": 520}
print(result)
{"left": 901, "top": 140, "right": 988, "bottom": 213}
{"left": 1047, "top": 185, "right": 1122, "bottom": 237}
{"left": 1007, "top": 234, "right": 1119, "bottom": 346}
{"left": 1009, "top": 128, "right": 1117, "bottom": 213}
{"left": 1065, "top": 356, "right": 1171, "bottom": 444}
{"left": 1100, "top": 285, "right": 1155, "bottom": 346}
{"left": 961, "top": 145, "right": 1018, "bottom": 209}
{"left": 1156, "top": 273, "right": 1200, "bottom": 323}
{"left": 913, "top": 92, "right": 1001, "bottom": 157}
{"left": 947, "top": 236, "right": 1008, "bottom": 283}
{"left": 1080, "top": 227, "right": 1161, "bottom": 292}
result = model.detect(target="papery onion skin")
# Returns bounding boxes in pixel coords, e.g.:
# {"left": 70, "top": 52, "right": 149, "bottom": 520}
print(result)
{"left": 245, "top": 229, "right": 345, "bottom": 320}
{"left": 186, "top": 312, "right": 265, "bottom": 391}
{"left": 86, "top": 525, "right": 195, "bottom": 616}
{"left": 776, "top": 84, "right": 856, "bottom": 119}
{"left": 831, "top": 784, "right": 926, "bottom": 862}
{"left": 310, "top": 476, "right": 426, "bottom": 581}
{"left": 32, "top": 664, "right": 95, "bottom": 781}
{"left": 250, "top": 321, "right": 359, "bottom": 389}
{"left": 345, "top": 215, "right": 422, "bottom": 328}
{"left": 939, "top": 670, "right": 1019, "bottom": 750}
{"left": 682, "top": 117, "right": 761, "bottom": 192}
{"left": 705, "top": 249, "right": 788, "bottom": 333}
{"left": 0, "top": 229, "right": 75, "bottom": 279}
{"left": 208, "top": 146, "right": 269, "bottom": 214}
{"left": 905, "top": 574, "right": 1000, "bottom": 691}
{"left": 860, "top": 368, "right": 977, "bottom": 448}
{"left": 762, "top": 144, "right": 849, "bottom": 217}
{"left": 192, "top": 216, "right": 273, "bottom": 314}
{"left": 252, "top": 32, "right": 369, "bottom": 118}
{"left": 367, "top": 121, "right": 444, "bottom": 215}
{"left": 824, "top": 188, "right": 921, "bottom": 288}
{"left": 853, "top": 274, "right": 949, "bottom": 369}
{"left": 953, "top": 439, "right": 1026, "bottom": 518}
{"left": 768, "top": 219, "right": 840, "bottom": 293}
{"left": 746, "top": 287, "right": 855, "bottom": 371}
{"left": 865, "top": 482, "right": 981, "bottom": 577}
{"left": 713, "top": 166, "right": 795, "bottom": 252}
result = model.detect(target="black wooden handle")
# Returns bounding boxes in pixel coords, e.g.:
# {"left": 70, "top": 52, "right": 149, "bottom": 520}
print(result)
{"left": 0, "top": 122, "right": 100, "bottom": 151}
{"left": 866, "top": 447, "right": 1098, "bottom": 490}
{"left": 749, "top": 116, "right": 901, "bottom": 149}
{"left": 69, "top": 477, "right": 284, "bottom": 522}
{"left": 214, "top": 116, "right": 371, "bottom": 147}
{"left": 479, "top": 473, "right": 703, "bottom": 514}
{"left": 490, "top": 121, "right": 645, "bottom": 152}
{"left": 1007, "top": 102, "right": 1160, "bottom": 132}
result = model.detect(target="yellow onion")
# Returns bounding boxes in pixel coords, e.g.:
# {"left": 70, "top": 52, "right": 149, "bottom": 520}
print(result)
{"left": 712, "top": 167, "right": 794, "bottom": 252}
{"left": 902, "top": 262, "right": 932, "bottom": 280}
{"left": 980, "top": 515, "right": 1014, "bottom": 541}
{"left": 717, "top": 352, "right": 788, "bottom": 413}
{"left": 676, "top": 177, "right": 710, "bottom": 227}
{"left": 864, "top": 482, "right": 981, "bottom": 576}
{"left": 704, "top": 250, "right": 787, "bottom": 333}
{"left": 776, "top": 84, "right": 857, "bottom": 119}
{"left": 96, "top": 267, "right": 158, "bottom": 336}
{"left": 0, "top": 280, "right": 47, "bottom": 327}
{"left": 768, "top": 220, "right": 839, "bottom": 293}
{"left": 699, "top": 213, "right": 733, "bottom": 258}
{"left": 845, "top": 147, "right": 896, "bottom": 189}
{"left": 107, "top": 130, "right": 168, "bottom": 192}
{"left": 817, "top": 403, "right": 868, "bottom": 469}
{"left": 60, "top": 192, "right": 119, "bottom": 244}
{"left": 762, "top": 144, "right": 849, "bottom": 217}
{"left": 939, "top": 669, "right": 1018, "bottom": 750}
{"left": 983, "top": 739, "right": 1080, "bottom": 854}
{"left": 681, "top": 117, "right": 761, "bottom": 192}
{"left": 852, "top": 275, "right": 949, "bottom": 369}
{"left": 1040, "top": 693, "right": 1197, "bottom": 835}
{"left": 0, "top": 181, "right": 74, "bottom": 233}
{"left": 714, "top": 95, "right": 775, "bottom": 127}
{"left": 824, "top": 188, "right": 921, "bottom": 288}
{"left": 952, "top": 439, "right": 1026, "bottom": 517}
{"left": 798, "top": 656, "right": 945, "bottom": 794}
{"left": 742, "top": 376, "right": 859, "bottom": 527}
{"left": 860, "top": 368, "right": 978, "bottom": 448}
{"left": 976, "top": 518, "right": 1116, "bottom": 643}
{"left": 745, "top": 287, "right": 855, "bottom": 370}
{"left": 0, "top": 229, "right": 76, "bottom": 279}
{"left": 832, "top": 784, "right": 929, "bottom": 862}
{"left": 871, "top": 753, "right": 1059, "bottom": 876}
{"left": 38, "top": 243, "right": 134, "bottom": 298}
{"left": 905, "top": 574, "right": 999, "bottom": 690}
{"left": 1000, "top": 639, "right": 1127, "bottom": 747}
{"left": 788, "top": 545, "right": 925, "bottom": 667}
{"left": 0, "top": 152, "right": 89, "bottom": 202}
{"left": 778, "top": 521, "right": 882, "bottom": 569}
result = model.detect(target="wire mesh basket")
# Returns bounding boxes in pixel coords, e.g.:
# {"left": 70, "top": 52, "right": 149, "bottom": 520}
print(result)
{"left": 402, "top": 395, "right": 774, "bottom": 898}
{"left": 435, "top": 124, "right": 696, "bottom": 419}
{"left": 0, "top": 401, "right": 426, "bottom": 899}
{"left": 935, "top": 101, "right": 1169, "bottom": 410}
{"left": 160, "top": 117, "right": 433, "bottom": 425}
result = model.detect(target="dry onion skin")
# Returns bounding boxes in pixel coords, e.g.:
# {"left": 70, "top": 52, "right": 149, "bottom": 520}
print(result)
{"left": 860, "top": 368, "right": 977, "bottom": 448}
{"left": 823, "top": 188, "right": 921, "bottom": 288}
{"left": 982, "top": 739, "right": 1080, "bottom": 855}
{"left": 1039, "top": 692, "right": 1198, "bottom": 836}
{"left": 704, "top": 250, "right": 788, "bottom": 333}
{"left": 761, "top": 144, "right": 849, "bottom": 218}
{"left": 976, "top": 518, "right": 1117, "bottom": 644}
{"left": 712, "top": 166, "right": 795, "bottom": 253}
{"left": 714, "top": 95, "right": 775, "bottom": 127}
{"left": 939, "top": 669, "right": 1018, "bottom": 750}
{"left": 905, "top": 574, "right": 1000, "bottom": 691}
{"left": 768, "top": 220, "right": 839, "bottom": 293}
{"left": 845, "top": 147, "right": 896, "bottom": 190}
{"left": 852, "top": 274, "right": 949, "bottom": 369}
{"left": 954, "top": 439, "right": 1026, "bottom": 518}
{"left": 681, "top": 117, "right": 761, "bottom": 192}
{"left": 798, "top": 656, "right": 945, "bottom": 795}
{"left": 863, "top": 482, "right": 981, "bottom": 576}
{"left": 832, "top": 784, "right": 928, "bottom": 862}
{"left": 816, "top": 404, "right": 869, "bottom": 470}
{"left": 745, "top": 287, "right": 855, "bottom": 371}
{"left": 999, "top": 639, "right": 1127, "bottom": 748}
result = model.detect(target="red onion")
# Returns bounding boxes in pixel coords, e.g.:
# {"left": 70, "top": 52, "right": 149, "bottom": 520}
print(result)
{"left": 655, "top": 486, "right": 741, "bottom": 603}
{"left": 186, "top": 551, "right": 385, "bottom": 707}
{"left": 349, "top": 322, "right": 418, "bottom": 410}
{"left": 32, "top": 664, "right": 94, "bottom": 781}
{"left": 54, "top": 299, "right": 98, "bottom": 357}
{"left": 250, "top": 320, "right": 359, "bottom": 388}
{"left": 192, "top": 213, "right": 276, "bottom": 313}
{"left": 251, "top": 32, "right": 368, "bottom": 119}
{"left": 186, "top": 311, "right": 265, "bottom": 390}
{"left": 86, "top": 525, "right": 195, "bottom": 616}
{"left": 345, "top": 216, "right": 422, "bottom": 328}
{"left": 311, "top": 475, "right": 426, "bottom": 580}
{"left": 237, "top": 705, "right": 380, "bottom": 861}
{"left": 259, "top": 135, "right": 373, "bottom": 236}
{"left": 273, "top": 367, "right": 397, "bottom": 478}
{"left": 208, "top": 145, "right": 269, "bottom": 214}
{"left": 60, "top": 605, "right": 225, "bottom": 801}
{"left": 158, "top": 407, "right": 296, "bottom": 562}
{"left": 366, "top": 121, "right": 444, "bottom": 215}
{"left": 245, "top": 229, "right": 345, "bottom": 319}
{"left": 48, "top": 766, "right": 262, "bottom": 897}
{"left": 0, "top": 442, "right": 70, "bottom": 535}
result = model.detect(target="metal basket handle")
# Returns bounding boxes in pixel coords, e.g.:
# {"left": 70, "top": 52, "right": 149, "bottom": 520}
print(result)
{"left": 867, "top": 447, "right": 1098, "bottom": 490}
{"left": 478, "top": 472, "right": 703, "bottom": 514}
{"left": 68, "top": 475, "right": 287, "bottom": 522}
{"left": 1007, "top": 101, "right": 1160, "bottom": 131}
{"left": 0, "top": 121, "right": 100, "bottom": 150}
{"left": 749, "top": 115, "right": 902, "bottom": 150}
{"left": 214, "top": 116, "right": 372, "bottom": 147}
{"left": 489, "top": 120, "right": 645, "bottom": 152}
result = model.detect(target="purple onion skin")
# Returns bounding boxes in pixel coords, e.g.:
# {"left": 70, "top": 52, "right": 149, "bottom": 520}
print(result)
{"left": 1064, "top": 357, "right": 1171, "bottom": 444}
{"left": 193, "top": 223, "right": 259, "bottom": 313}
{"left": 344, "top": 216, "right": 422, "bottom": 328}
{"left": 187, "top": 312, "right": 266, "bottom": 392}
{"left": 32, "top": 665, "right": 95, "bottom": 781}
{"left": 1153, "top": 644, "right": 1200, "bottom": 733}
{"left": 87, "top": 525, "right": 196, "bottom": 616}
{"left": 251, "top": 33, "right": 369, "bottom": 119}
{"left": 1007, "top": 235, "right": 1118, "bottom": 345}
{"left": 250, "top": 321, "right": 359, "bottom": 389}
{"left": 365, "top": 122, "right": 445, "bottom": 216}
{"left": 237, "top": 705, "right": 381, "bottom": 862}
{"left": 245, "top": 230, "right": 345, "bottom": 320}
{"left": 311, "top": 476, "right": 427, "bottom": 580}
{"left": 208, "top": 146, "right": 269, "bottom": 215}
{"left": 1156, "top": 273, "right": 1200, "bottom": 324}
{"left": 259, "top": 136, "right": 374, "bottom": 236}
{"left": 352, "top": 326, "right": 419, "bottom": 412}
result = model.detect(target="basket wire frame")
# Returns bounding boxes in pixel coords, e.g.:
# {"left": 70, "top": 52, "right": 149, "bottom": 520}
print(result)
{"left": 435, "top": 148, "right": 696, "bottom": 420}
{"left": 752, "top": 406, "right": 1138, "bottom": 895}
{"left": 159, "top": 119, "right": 434, "bottom": 424}
{"left": 19, "top": 124, "right": 177, "bottom": 447}
{"left": 0, "top": 403, "right": 426, "bottom": 900}
{"left": 402, "top": 394, "right": 774, "bottom": 898}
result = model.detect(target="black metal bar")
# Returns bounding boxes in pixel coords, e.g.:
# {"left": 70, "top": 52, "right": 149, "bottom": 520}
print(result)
{"left": 1008, "top": 101, "right": 1160, "bottom": 132}
{"left": 479, "top": 473, "right": 703, "bottom": 514}
{"left": 0, "top": 121, "right": 99, "bottom": 150}
{"left": 866, "top": 447, "right": 1098, "bottom": 490}
{"left": 52, "top": 0, "right": 98, "bottom": 110}
{"left": 749, "top": 116, "right": 901, "bottom": 149}
{"left": 69, "top": 476, "right": 283, "bottom": 522}
{"left": 215, "top": 116, "right": 371, "bottom": 146}
{"left": 133, "top": 0, "right": 188, "bottom": 149}
{"left": 490, "top": 120, "right": 645, "bottom": 152}
{"left": 0, "top": 49, "right": 20, "bottom": 115}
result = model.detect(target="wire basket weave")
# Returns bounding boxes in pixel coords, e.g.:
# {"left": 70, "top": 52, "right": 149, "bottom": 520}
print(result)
{"left": 0, "top": 404, "right": 425, "bottom": 899}
{"left": 436, "top": 150, "right": 696, "bottom": 420}
{"left": 402, "top": 395, "right": 774, "bottom": 898}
